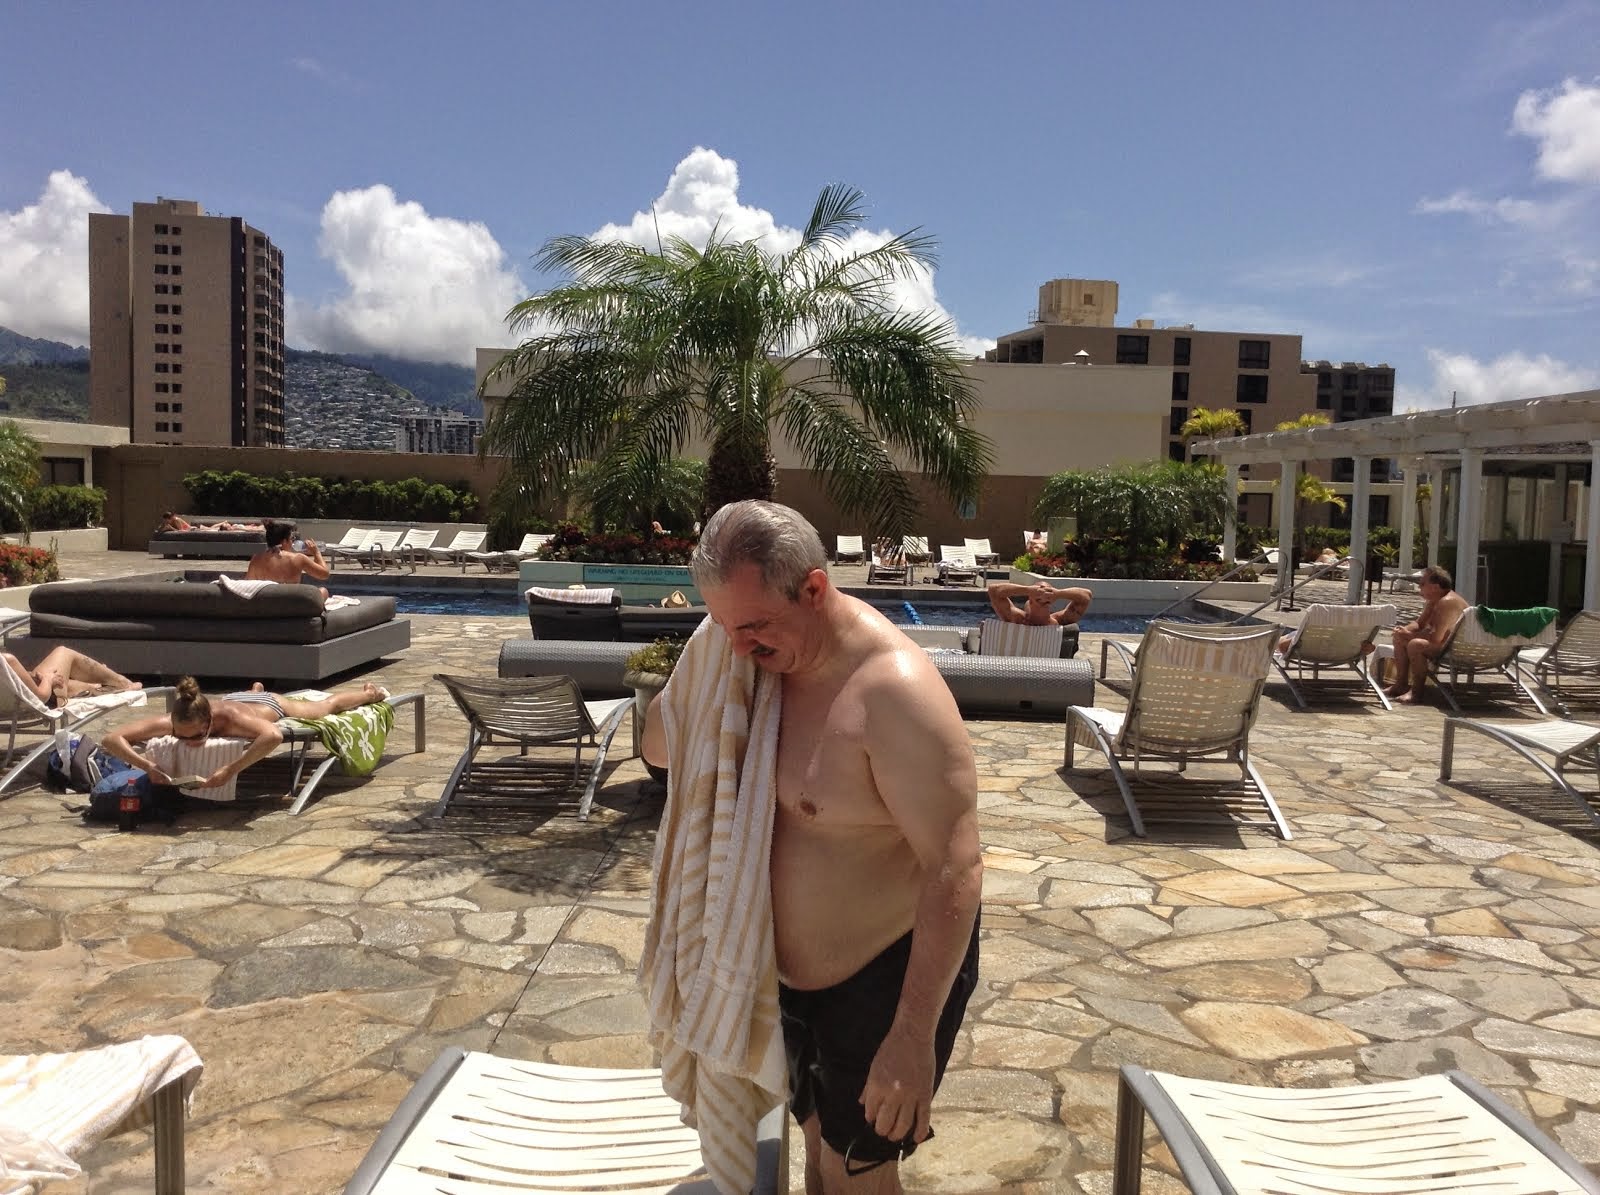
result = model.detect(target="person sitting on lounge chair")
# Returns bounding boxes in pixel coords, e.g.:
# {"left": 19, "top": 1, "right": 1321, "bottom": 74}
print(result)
{"left": 156, "top": 511, "right": 193, "bottom": 532}
{"left": 2, "top": 647, "right": 142, "bottom": 706}
{"left": 1027, "top": 532, "right": 1049, "bottom": 555}
{"left": 247, "top": 521, "right": 330, "bottom": 598}
{"left": 101, "top": 676, "right": 389, "bottom": 789}
{"left": 1385, "top": 564, "right": 1468, "bottom": 704}
{"left": 987, "top": 579, "right": 1092, "bottom": 627}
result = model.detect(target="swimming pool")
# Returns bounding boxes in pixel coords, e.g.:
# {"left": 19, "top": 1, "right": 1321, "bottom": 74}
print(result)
{"left": 356, "top": 589, "right": 1159, "bottom": 634}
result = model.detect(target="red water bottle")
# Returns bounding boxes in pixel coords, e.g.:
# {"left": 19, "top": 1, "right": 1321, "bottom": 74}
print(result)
{"left": 117, "top": 777, "right": 141, "bottom": 833}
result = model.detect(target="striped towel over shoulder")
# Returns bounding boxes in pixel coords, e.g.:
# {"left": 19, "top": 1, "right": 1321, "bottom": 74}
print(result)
{"left": 638, "top": 617, "right": 786, "bottom": 1195}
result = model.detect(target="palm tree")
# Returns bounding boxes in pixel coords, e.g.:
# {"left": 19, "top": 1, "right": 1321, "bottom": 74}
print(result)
{"left": 1034, "top": 460, "right": 1230, "bottom": 554}
{"left": 0, "top": 419, "right": 40, "bottom": 534}
{"left": 573, "top": 455, "right": 706, "bottom": 535}
{"left": 1178, "top": 406, "right": 1246, "bottom": 463}
{"left": 482, "top": 184, "right": 991, "bottom": 533}
{"left": 1271, "top": 413, "right": 1344, "bottom": 560}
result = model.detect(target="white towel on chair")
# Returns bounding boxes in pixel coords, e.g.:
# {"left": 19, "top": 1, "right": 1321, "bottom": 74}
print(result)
{"left": 59, "top": 688, "right": 148, "bottom": 722}
{"left": 0, "top": 1034, "right": 202, "bottom": 1192}
{"left": 143, "top": 735, "right": 251, "bottom": 800}
{"left": 324, "top": 594, "right": 360, "bottom": 610}
{"left": 525, "top": 585, "right": 617, "bottom": 605}
{"left": 215, "top": 576, "right": 276, "bottom": 599}
{"left": 638, "top": 618, "right": 786, "bottom": 1195}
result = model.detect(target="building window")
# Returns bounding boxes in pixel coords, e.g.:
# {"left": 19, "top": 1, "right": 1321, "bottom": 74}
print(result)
{"left": 170, "top": 265, "right": 181, "bottom": 276}
{"left": 1082, "top": 292, "right": 1094, "bottom": 304}
{"left": 171, "top": 343, "right": 181, "bottom": 354}
{"left": 155, "top": 422, "right": 169, "bottom": 432}
{"left": 1173, "top": 337, "right": 1191, "bottom": 367}
{"left": 153, "top": 263, "right": 168, "bottom": 274}
{"left": 1168, "top": 441, "right": 1187, "bottom": 462}
{"left": 154, "top": 343, "right": 168, "bottom": 353}
{"left": 1238, "top": 340, "right": 1271, "bottom": 369}
{"left": 154, "top": 284, "right": 169, "bottom": 294}
{"left": 170, "top": 244, "right": 181, "bottom": 255}
{"left": 1170, "top": 407, "right": 1189, "bottom": 436}
{"left": 171, "top": 364, "right": 181, "bottom": 374}
{"left": 154, "top": 223, "right": 168, "bottom": 234}
{"left": 1171, "top": 372, "right": 1189, "bottom": 401}
{"left": 153, "top": 243, "right": 169, "bottom": 255}
{"left": 1317, "top": 393, "right": 1332, "bottom": 409}
{"left": 1238, "top": 409, "right": 1253, "bottom": 433}
{"left": 154, "top": 386, "right": 168, "bottom": 396}
{"left": 1116, "top": 334, "right": 1150, "bottom": 365}
{"left": 171, "top": 304, "right": 182, "bottom": 314}
{"left": 154, "top": 363, "right": 169, "bottom": 373}
{"left": 1317, "top": 371, "right": 1331, "bottom": 389}
{"left": 171, "top": 285, "right": 181, "bottom": 294}
{"left": 154, "top": 323, "right": 168, "bottom": 334}
{"left": 170, "top": 385, "right": 182, "bottom": 395}
{"left": 170, "top": 225, "right": 181, "bottom": 234}
{"left": 172, "top": 401, "right": 183, "bottom": 411}
{"left": 155, "top": 402, "right": 169, "bottom": 412}
{"left": 170, "top": 323, "right": 182, "bottom": 334}
{"left": 1236, "top": 375, "right": 1269, "bottom": 403}
{"left": 1343, "top": 373, "right": 1359, "bottom": 390}
{"left": 171, "top": 422, "right": 183, "bottom": 433}
{"left": 154, "top": 304, "right": 168, "bottom": 314}
{"left": 41, "top": 457, "right": 85, "bottom": 486}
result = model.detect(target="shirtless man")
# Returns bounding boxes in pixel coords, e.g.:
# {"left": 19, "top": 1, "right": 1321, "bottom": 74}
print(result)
{"left": 3, "top": 647, "right": 140, "bottom": 706}
{"left": 246, "top": 521, "right": 330, "bottom": 599}
{"left": 643, "top": 501, "right": 982, "bottom": 1194}
{"left": 101, "top": 676, "right": 388, "bottom": 789}
{"left": 986, "top": 578, "right": 1092, "bottom": 626}
{"left": 1385, "top": 564, "right": 1468, "bottom": 704}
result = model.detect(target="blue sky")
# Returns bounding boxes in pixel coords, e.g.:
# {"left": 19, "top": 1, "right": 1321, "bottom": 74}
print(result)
{"left": 3, "top": 0, "right": 1597, "bottom": 409}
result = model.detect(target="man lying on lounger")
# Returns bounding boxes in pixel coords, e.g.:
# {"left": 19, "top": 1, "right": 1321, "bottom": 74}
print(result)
{"left": 2, "top": 646, "right": 142, "bottom": 706}
{"left": 986, "top": 579, "right": 1093, "bottom": 626}
{"left": 101, "top": 676, "right": 389, "bottom": 789}
{"left": 247, "top": 520, "right": 330, "bottom": 598}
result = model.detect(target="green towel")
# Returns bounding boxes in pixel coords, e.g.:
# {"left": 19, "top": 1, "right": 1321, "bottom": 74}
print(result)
{"left": 282, "top": 701, "right": 395, "bottom": 776}
{"left": 1475, "top": 606, "right": 1558, "bottom": 639}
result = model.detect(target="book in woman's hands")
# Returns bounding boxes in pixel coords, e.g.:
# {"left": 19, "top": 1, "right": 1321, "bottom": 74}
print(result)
{"left": 162, "top": 774, "right": 211, "bottom": 789}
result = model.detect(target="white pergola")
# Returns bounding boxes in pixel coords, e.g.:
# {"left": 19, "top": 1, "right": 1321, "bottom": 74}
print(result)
{"left": 1195, "top": 389, "right": 1600, "bottom": 608}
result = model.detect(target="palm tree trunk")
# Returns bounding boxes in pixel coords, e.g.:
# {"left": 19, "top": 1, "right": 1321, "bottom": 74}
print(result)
{"left": 703, "top": 433, "right": 777, "bottom": 521}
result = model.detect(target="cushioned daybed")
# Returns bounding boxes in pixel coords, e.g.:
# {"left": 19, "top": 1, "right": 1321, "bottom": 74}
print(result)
{"left": 148, "top": 528, "right": 268, "bottom": 558}
{"left": 20, "top": 580, "right": 409, "bottom": 682}
{"left": 498, "top": 638, "right": 1093, "bottom": 717}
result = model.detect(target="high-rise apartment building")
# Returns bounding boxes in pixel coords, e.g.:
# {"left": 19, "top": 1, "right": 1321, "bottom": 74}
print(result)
{"left": 90, "top": 197, "right": 284, "bottom": 446}
{"left": 987, "top": 279, "right": 1318, "bottom": 464}
{"left": 395, "top": 413, "right": 485, "bottom": 454}
{"left": 1305, "top": 359, "right": 1399, "bottom": 525}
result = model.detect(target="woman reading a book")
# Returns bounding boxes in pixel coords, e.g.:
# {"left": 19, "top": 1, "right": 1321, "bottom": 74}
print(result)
{"left": 101, "top": 676, "right": 389, "bottom": 789}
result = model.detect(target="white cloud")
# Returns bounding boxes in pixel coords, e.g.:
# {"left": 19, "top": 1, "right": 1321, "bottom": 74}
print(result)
{"left": 0, "top": 170, "right": 108, "bottom": 345}
{"left": 289, "top": 185, "right": 526, "bottom": 365}
{"left": 589, "top": 147, "right": 994, "bottom": 357}
{"left": 1512, "top": 77, "right": 1600, "bottom": 184}
{"left": 1413, "top": 347, "right": 1600, "bottom": 409}
{"left": 1413, "top": 190, "right": 1551, "bottom": 226}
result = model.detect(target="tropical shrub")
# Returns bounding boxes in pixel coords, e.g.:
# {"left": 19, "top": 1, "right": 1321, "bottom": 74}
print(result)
{"left": 183, "top": 470, "right": 480, "bottom": 522}
{"left": 1034, "top": 461, "right": 1232, "bottom": 555}
{"left": 0, "top": 421, "right": 41, "bottom": 533}
{"left": 1018, "top": 538, "right": 1257, "bottom": 583}
{"left": 624, "top": 637, "right": 687, "bottom": 679}
{"left": 30, "top": 485, "right": 106, "bottom": 530}
{"left": 535, "top": 523, "right": 695, "bottom": 565}
{"left": 0, "top": 543, "right": 59, "bottom": 587}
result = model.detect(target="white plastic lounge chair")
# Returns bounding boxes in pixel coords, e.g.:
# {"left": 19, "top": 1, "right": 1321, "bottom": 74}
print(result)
{"left": 976, "top": 617, "right": 1064, "bottom": 658}
{"left": 341, "top": 1048, "right": 787, "bottom": 1195}
{"left": 1440, "top": 716, "right": 1600, "bottom": 831}
{"left": 1067, "top": 620, "right": 1288, "bottom": 838}
{"left": 353, "top": 529, "right": 405, "bottom": 572}
{"left": 0, "top": 667, "right": 167, "bottom": 797}
{"left": 1520, "top": 609, "right": 1600, "bottom": 715}
{"left": 423, "top": 529, "right": 487, "bottom": 570}
{"left": 1112, "top": 1064, "right": 1600, "bottom": 1195}
{"left": 322, "top": 528, "right": 376, "bottom": 569}
{"left": 465, "top": 531, "right": 552, "bottom": 573}
{"left": 834, "top": 534, "right": 865, "bottom": 563}
{"left": 1271, "top": 602, "right": 1398, "bottom": 710}
{"left": 434, "top": 673, "right": 634, "bottom": 819}
{"left": 901, "top": 535, "right": 933, "bottom": 565}
{"left": 1419, "top": 605, "right": 1558, "bottom": 714}
{"left": 391, "top": 527, "right": 438, "bottom": 571}
{"left": 965, "top": 537, "right": 1000, "bottom": 566}
{"left": 867, "top": 539, "right": 910, "bottom": 585}
{"left": 0, "top": 1034, "right": 203, "bottom": 1195}
{"left": 937, "top": 545, "right": 980, "bottom": 586}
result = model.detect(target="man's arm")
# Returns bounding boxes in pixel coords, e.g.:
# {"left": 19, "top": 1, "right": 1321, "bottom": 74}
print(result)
{"left": 985, "top": 581, "right": 1027, "bottom": 623}
{"left": 641, "top": 692, "right": 667, "bottom": 769}
{"left": 299, "top": 541, "right": 331, "bottom": 582}
{"left": 1052, "top": 586, "right": 1092, "bottom": 624}
{"left": 101, "top": 713, "right": 177, "bottom": 781}
{"left": 199, "top": 715, "right": 283, "bottom": 788}
{"left": 861, "top": 653, "right": 983, "bottom": 1144}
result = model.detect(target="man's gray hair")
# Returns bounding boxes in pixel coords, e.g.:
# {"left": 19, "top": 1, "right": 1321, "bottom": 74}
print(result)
{"left": 691, "top": 501, "right": 827, "bottom": 598}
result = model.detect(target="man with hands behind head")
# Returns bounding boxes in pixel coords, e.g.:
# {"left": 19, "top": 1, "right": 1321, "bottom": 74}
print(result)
{"left": 987, "top": 578, "right": 1092, "bottom": 626}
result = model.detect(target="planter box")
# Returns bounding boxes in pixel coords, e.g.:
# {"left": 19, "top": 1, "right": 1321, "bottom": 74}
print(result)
{"left": 3, "top": 528, "right": 109, "bottom": 553}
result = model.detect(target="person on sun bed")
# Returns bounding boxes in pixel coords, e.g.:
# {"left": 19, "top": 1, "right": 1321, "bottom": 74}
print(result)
{"left": 2, "top": 647, "right": 141, "bottom": 707}
{"left": 156, "top": 511, "right": 193, "bottom": 532}
{"left": 100, "top": 676, "right": 390, "bottom": 789}
{"left": 246, "top": 520, "right": 330, "bottom": 598}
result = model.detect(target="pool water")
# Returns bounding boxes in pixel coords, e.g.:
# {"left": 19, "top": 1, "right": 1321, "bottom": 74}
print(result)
{"left": 362, "top": 589, "right": 1157, "bottom": 634}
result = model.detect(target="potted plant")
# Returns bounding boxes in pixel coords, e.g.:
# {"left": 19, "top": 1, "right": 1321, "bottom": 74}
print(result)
{"left": 623, "top": 637, "right": 685, "bottom": 784}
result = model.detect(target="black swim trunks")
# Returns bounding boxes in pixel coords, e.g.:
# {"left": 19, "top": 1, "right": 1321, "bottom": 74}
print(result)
{"left": 778, "top": 914, "right": 980, "bottom": 1171}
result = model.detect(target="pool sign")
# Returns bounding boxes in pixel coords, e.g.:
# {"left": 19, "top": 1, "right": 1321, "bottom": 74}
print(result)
{"left": 585, "top": 565, "right": 694, "bottom": 585}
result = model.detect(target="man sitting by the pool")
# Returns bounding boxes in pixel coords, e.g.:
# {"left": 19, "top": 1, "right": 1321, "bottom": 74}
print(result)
{"left": 986, "top": 579, "right": 1092, "bottom": 626}
{"left": 246, "top": 521, "right": 330, "bottom": 598}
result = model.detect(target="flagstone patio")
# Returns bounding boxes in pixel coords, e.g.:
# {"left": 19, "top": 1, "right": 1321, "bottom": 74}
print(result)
{"left": 1, "top": 554, "right": 1597, "bottom": 1191}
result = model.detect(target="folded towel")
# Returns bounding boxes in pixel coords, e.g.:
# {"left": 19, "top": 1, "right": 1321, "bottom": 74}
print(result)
{"left": 282, "top": 701, "right": 395, "bottom": 776}
{"left": 638, "top": 618, "right": 786, "bottom": 1195}
{"left": 0, "top": 1034, "right": 202, "bottom": 1192}
{"left": 143, "top": 735, "right": 251, "bottom": 800}
{"left": 1476, "top": 606, "right": 1559, "bottom": 638}
{"left": 324, "top": 594, "right": 360, "bottom": 610}
{"left": 59, "top": 688, "right": 148, "bottom": 722}
{"left": 215, "top": 577, "right": 277, "bottom": 599}
{"left": 525, "top": 585, "right": 618, "bottom": 605}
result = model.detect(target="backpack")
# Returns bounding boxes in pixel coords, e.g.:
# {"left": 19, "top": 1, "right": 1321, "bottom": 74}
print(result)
{"left": 79, "top": 769, "right": 188, "bottom": 827}
{"left": 45, "top": 734, "right": 125, "bottom": 794}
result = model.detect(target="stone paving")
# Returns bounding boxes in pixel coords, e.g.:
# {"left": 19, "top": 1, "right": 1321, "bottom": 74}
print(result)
{"left": 2, "top": 552, "right": 1599, "bottom": 1191}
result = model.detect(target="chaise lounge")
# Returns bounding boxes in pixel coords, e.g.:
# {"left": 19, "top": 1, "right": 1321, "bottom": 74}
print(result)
{"left": 18, "top": 579, "right": 410, "bottom": 682}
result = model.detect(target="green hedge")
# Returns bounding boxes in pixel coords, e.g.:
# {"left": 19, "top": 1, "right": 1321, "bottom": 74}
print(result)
{"left": 31, "top": 485, "right": 107, "bottom": 530}
{"left": 182, "top": 470, "right": 480, "bottom": 522}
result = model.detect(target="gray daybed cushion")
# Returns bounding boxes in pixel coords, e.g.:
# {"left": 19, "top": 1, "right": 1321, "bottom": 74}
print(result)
{"left": 29, "top": 581, "right": 396, "bottom": 643}
{"left": 149, "top": 529, "right": 266, "bottom": 544}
